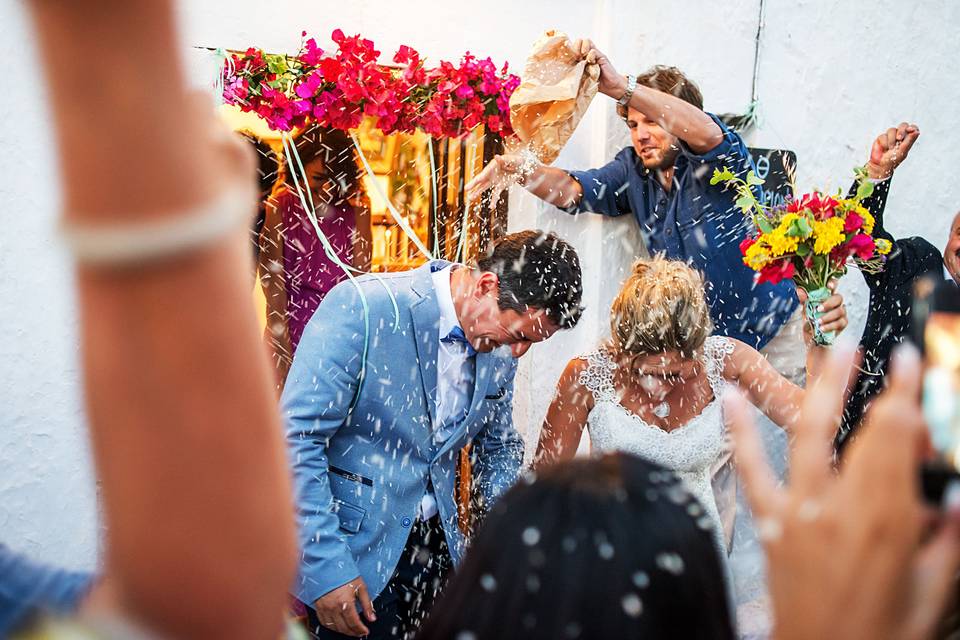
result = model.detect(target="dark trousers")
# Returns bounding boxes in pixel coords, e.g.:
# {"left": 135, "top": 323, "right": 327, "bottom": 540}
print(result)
{"left": 307, "top": 516, "right": 452, "bottom": 640}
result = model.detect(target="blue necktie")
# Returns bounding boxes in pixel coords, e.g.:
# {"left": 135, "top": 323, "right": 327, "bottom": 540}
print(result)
{"left": 442, "top": 325, "right": 477, "bottom": 357}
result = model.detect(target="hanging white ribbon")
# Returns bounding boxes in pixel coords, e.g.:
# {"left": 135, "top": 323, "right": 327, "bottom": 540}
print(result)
{"left": 428, "top": 136, "right": 441, "bottom": 257}
{"left": 281, "top": 132, "right": 407, "bottom": 407}
{"left": 350, "top": 133, "right": 433, "bottom": 259}
{"left": 212, "top": 47, "right": 235, "bottom": 104}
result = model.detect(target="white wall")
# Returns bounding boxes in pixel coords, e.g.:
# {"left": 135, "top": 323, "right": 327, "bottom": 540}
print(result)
{"left": 0, "top": 0, "right": 100, "bottom": 570}
{"left": 3, "top": 0, "right": 958, "bottom": 567}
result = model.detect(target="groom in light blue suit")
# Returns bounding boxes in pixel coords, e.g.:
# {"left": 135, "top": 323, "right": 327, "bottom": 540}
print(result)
{"left": 282, "top": 230, "right": 583, "bottom": 639}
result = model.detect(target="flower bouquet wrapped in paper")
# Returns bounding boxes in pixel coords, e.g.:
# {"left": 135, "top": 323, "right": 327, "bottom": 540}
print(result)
{"left": 711, "top": 167, "right": 892, "bottom": 345}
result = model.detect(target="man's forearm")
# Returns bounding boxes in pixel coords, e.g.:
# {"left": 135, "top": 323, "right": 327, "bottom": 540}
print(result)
{"left": 615, "top": 80, "right": 723, "bottom": 154}
{"left": 634, "top": 86, "right": 721, "bottom": 153}
{"left": 524, "top": 165, "right": 583, "bottom": 209}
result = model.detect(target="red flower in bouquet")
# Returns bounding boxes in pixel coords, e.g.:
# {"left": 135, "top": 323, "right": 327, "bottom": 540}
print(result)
{"left": 846, "top": 233, "right": 876, "bottom": 260}
{"left": 786, "top": 192, "right": 839, "bottom": 220}
{"left": 756, "top": 259, "right": 796, "bottom": 285}
{"left": 843, "top": 211, "right": 864, "bottom": 233}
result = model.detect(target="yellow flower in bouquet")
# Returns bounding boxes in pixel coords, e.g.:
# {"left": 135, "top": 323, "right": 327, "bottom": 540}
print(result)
{"left": 712, "top": 164, "right": 889, "bottom": 346}
{"left": 851, "top": 203, "right": 876, "bottom": 234}
{"left": 743, "top": 240, "right": 773, "bottom": 270}
{"left": 812, "top": 217, "right": 846, "bottom": 255}
{"left": 765, "top": 228, "right": 799, "bottom": 257}
{"left": 711, "top": 164, "right": 888, "bottom": 289}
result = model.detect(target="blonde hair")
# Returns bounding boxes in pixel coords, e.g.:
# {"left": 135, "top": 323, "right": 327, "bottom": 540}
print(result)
{"left": 610, "top": 256, "right": 713, "bottom": 359}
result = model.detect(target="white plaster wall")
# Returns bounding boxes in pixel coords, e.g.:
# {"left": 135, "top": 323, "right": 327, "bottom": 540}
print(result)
{"left": 0, "top": 0, "right": 99, "bottom": 570}
{"left": 2, "top": 0, "right": 958, "bottom": 567}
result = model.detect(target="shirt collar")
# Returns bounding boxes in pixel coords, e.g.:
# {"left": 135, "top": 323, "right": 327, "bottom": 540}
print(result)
{"left": 432, "top": 264, "right": 461, "bottom": 338}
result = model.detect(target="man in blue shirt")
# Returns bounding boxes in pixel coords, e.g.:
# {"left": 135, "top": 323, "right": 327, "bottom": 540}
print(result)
{"left": 468, "top": 42, "right": 808, "bottom": 379}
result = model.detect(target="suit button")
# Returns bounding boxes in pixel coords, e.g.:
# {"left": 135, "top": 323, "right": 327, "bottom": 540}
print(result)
{"left": 401, "top": 517, "right": 412, "bottom": 528}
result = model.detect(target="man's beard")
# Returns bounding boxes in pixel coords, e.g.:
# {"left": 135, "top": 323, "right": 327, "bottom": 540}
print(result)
{"left": 640, "top": 145, "right": 680, "bottom": 171}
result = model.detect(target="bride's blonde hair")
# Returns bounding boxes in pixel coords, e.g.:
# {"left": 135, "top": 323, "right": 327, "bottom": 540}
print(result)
{"left": 610, "top": 255, "right": 713, "bottom": 359}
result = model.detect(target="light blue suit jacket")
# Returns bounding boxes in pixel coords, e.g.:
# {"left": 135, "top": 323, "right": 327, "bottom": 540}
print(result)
{"left": 282, "top": 261, "right": 524, "bottom": 605}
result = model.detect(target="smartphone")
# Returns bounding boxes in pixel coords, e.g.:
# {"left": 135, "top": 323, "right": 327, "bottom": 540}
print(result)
{"left": 913, "top": 276, "right": 960, "bottom": 504}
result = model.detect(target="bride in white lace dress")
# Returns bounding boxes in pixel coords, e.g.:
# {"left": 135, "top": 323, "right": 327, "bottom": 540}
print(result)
{"left": 534, "top": 256, "right": 847, "bottom": 637}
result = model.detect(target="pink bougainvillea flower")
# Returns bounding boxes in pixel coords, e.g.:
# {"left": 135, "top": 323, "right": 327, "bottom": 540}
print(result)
{"left": 301, "top": 38, "right": 325, "bottom": 66}
{"left": 319, "top": 57, "right": 343, "bottom": 80}
{"left": 294, "top": 72, "right": 323, "bottom": 98}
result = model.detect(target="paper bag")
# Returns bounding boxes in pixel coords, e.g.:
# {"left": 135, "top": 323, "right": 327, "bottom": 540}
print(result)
{"left": 508, "top": 30, "right": 599, "bottom": 164}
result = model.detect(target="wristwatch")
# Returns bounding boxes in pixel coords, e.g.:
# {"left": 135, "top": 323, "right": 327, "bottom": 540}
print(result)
{"left": 617, "top": 75, "right": 637, "bottom": 108}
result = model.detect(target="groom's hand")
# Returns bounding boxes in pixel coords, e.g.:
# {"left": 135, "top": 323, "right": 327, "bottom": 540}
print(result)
{"left": 314, "top": 577, "right": 376, "bottom": 637}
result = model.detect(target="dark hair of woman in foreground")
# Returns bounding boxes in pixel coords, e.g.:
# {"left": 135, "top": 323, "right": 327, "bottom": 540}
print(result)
{"left": 417, "top": 452, "right": 734, "bottom": 640}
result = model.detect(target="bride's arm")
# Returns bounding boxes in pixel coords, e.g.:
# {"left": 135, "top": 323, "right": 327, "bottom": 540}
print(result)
{"left": 724, "top": 340, "right": 807, "bottom": 432}
{"left": 533, "top": 359, "right": 593, "bottom": 469}
{"left": 724, "top": 289, "right": 848, "bottom": 433}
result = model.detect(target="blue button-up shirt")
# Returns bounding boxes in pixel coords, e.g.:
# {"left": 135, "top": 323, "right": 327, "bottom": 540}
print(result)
{"left": 0, "top": 543, "right": 94, "bottom": 636}
{"left": 568, "top": 113, "right": 797, "bottom": 349}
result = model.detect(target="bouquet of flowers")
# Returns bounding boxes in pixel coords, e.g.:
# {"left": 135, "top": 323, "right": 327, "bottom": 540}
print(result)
{"left": 221, "top": 29, "right": 520, "bottom": 138}
{"left": 711, "top": 166, "right": 892, "bottom": 344}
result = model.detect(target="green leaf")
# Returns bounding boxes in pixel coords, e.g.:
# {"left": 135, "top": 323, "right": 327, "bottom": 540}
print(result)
{"left": 812, "top": 254, "right": 826, "bottom": 273}
{"left": 856, "top": 179, "right": 875, "bottom": 200}
{"left": 736, "top": 194, "right": 755, "bottom": 214}
{"left": 756, "top": 217, "right": 774, "bottom": 234}
{"left": 746, "top": 170, "right": 765, "bottom": 186}
{"left": 710, "top": 166, "right": 737, "bottom": 185}
{"left": 795, "top": 242, "right": 810, "bottom": 256}
{"left": 786, "top": 216, "right": 813, "bottom": 238}
{"left": 265, "top": 54, "right": 288, "bottom": 74}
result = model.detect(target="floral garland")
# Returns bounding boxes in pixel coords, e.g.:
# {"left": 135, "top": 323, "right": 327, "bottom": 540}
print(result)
{"left": 222, "top": 29, "right": 520, "bottom": 138}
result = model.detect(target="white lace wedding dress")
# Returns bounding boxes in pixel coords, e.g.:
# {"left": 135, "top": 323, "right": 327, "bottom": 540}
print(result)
{"left": 579, "top": 335, "right": 771, "bottom": 638}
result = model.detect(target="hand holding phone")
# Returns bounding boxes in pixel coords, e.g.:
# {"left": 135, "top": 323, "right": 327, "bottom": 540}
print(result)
{"left": 913, "top": 276, "right": 960, "bottom": 503}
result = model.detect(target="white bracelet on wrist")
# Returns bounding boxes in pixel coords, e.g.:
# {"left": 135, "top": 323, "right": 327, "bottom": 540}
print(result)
{"left": 60, "top": 184, "right": 255, "bottom": 267}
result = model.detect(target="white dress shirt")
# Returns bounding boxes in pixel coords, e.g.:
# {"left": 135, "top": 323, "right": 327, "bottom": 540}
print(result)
{"left": 420, "top": 265, "right": 475, "bottom": 519}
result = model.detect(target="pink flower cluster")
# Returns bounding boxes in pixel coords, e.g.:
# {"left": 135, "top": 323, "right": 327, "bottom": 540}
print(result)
{"left": 222, "top": 29, "right": 520, "bottom": 138}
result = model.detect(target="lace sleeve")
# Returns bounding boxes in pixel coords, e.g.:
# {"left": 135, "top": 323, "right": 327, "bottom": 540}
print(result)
{"left": 702, "top": 336, "right": 735, "bottom": 393}
{"left": 577, "top": 350, "right": 618, "bottom": 404}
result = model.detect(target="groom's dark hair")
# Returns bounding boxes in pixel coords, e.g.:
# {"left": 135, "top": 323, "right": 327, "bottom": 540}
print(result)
{"left": 477, "top": 230, "right": 583, "bottom": 329}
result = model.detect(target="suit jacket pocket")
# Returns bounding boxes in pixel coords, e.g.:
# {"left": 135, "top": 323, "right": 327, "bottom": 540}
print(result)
{"left": 329, "top": 464, "right": 373, "bottom": 486}
{"left": 332, "top": 499, "right": 366, "bottom": 534}
{"left": 484, "top": 386, "right": 507, "bottom": 401}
